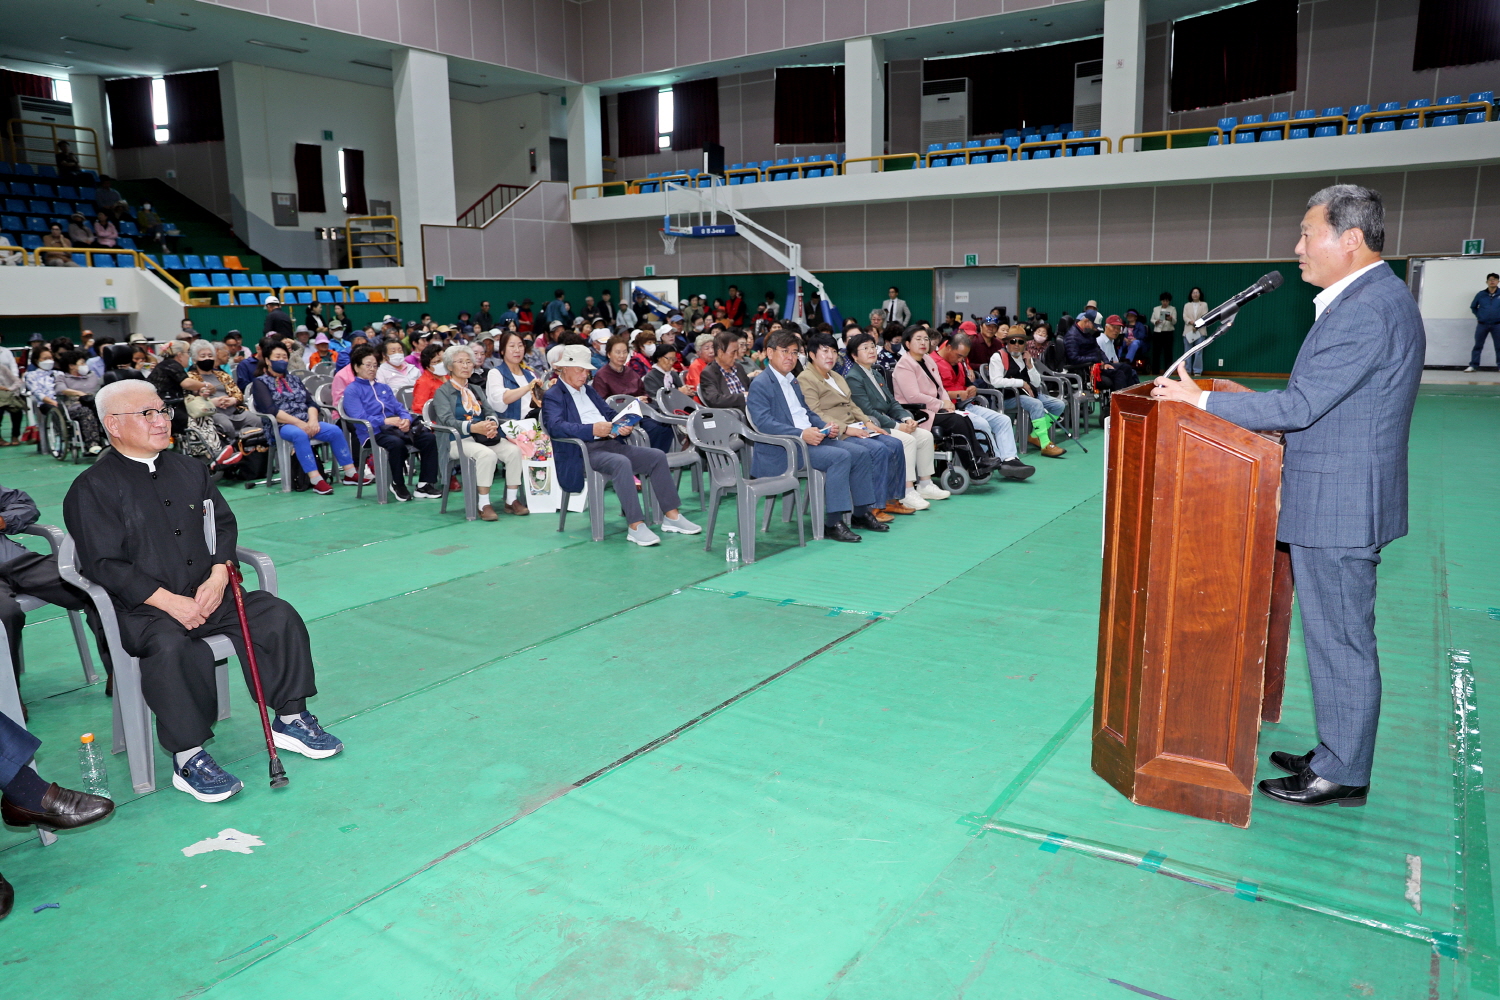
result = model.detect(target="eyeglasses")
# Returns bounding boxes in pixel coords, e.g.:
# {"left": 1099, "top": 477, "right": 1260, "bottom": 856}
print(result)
{"left": 115, "top": 406, "right": 175, "bottom": 422}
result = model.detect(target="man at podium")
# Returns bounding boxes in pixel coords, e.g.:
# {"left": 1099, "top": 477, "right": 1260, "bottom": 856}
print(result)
{"left": 1151, "top": 184, "right": 1423, "bottom": 809}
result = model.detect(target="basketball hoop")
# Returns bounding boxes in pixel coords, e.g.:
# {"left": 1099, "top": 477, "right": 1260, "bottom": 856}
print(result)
{"left": 659, "top": 230, "right": 678, "bottom": 256}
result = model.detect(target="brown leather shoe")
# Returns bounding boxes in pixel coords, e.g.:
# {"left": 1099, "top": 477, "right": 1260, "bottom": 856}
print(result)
{"left": 1040, "top": 443, "right": 1066, "bottom": 457}
{"left": 506, "top": 500, "right": 530, "bottom": 516}
{"left": 478, "top": 504, "right": 500, "bottom": 521}
{"left": 1027, "top": 435, "right": 1040, "bottom": 448}
{"left": 873, "top": 509, "right": 894, "bottom": 523}
{"left": 1, "top": 783, "right": 115, "bottom": 830}
{"left": 883, "top": 500, "right": 917, "bottom": 515}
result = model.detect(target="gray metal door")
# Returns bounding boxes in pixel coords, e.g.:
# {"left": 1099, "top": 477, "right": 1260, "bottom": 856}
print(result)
{"left": 934, "top": 266, "right": 1019, "bottom": 325}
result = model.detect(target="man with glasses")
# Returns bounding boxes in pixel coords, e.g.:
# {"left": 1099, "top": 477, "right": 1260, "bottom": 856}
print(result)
{"left": 63, "top": 380, "right": 342, "bottom": 804}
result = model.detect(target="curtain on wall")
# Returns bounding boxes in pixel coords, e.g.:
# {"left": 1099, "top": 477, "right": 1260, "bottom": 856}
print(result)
{"left": 774, "top": 67, "right": 844, "bottom": 144}
{"left": 1169, "top": 0, "right": 1298, "bottom": 112}
{"left": 341, "top": 148, "right": 367, "bottom": 215}
{"left": 293, "top": 143, "right": 326, "bottom": 214}
{"left": 2, "top": 70, "right": 53, "bottom": 100}
{"left": 670, "top": 77, "right": 719, "bottom": 150}
{"left": 164, "top": 70, "right": 223, "bottom": 144}
{"left": 925, "top": 38, "right": 1103, "bottom": 135}
{"left": 104, "top": 77, "right": 155, "bottom": 149}
{"left": 616, "top": 88, "right": 658, "bottom": 158}
{"left": 600, "top": 94, "right": 611, "bottom": 157}
{"left": 1413, "top": 0, "right": 1500, "bottom": 70}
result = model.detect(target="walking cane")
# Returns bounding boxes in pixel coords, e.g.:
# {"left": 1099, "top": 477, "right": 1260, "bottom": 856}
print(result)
{"left": 225, "top": 560, "right": 289, "bottom": 788}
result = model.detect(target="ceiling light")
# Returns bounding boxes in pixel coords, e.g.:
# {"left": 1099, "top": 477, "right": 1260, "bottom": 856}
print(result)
{"left": 451, "top": 79, "right": 484, "bottom": 88}
{"left": 247, "top": 39, "right": 308, "bottom": 53}
{"left": 350, "top": 59, "right": 390, "bottom": 70}
{"left": 122, "top": 13, "right": 195, "bottom": 30}
{"left": 1, "top": 55, "right": 75, "bottom": 70}
{"left": 60, "top": 36, "right": 132, "bottom": 51}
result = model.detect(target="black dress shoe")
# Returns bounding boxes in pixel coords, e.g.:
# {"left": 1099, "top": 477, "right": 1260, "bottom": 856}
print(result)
{"left": 849, "top": 513, "right": 889, "bottom": 532}
{"left": 1258, "top": 770, "right": 1368, "bottom": 807}
{"left": 0, "top": 871, "right": 12, "bottom": 920}
{"left": 1, "top": 784, "right": 115, "bottom": 830}
{"left": 1270, "top": 749, "right": 1315, "bottom": 775}
{"left": 824, "top": 521, "right": 863, "bottom": 543}
{"left": 996, "top": 458, "right": 1036, "bottom": 480}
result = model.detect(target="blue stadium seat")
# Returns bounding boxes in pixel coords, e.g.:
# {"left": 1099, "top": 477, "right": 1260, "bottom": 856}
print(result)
{"left": 142, "top": 254, "right": 160, "bottom": 268}
{"left": 92, "top": 254, "right": 114, "bottom": 267}
{"left": 1289, "top": 127, "right": 1310, "bottom": 140}
{"left": 1076, "top": 146, "right": 1096, "bottom": 156}
{"left": 1439, "top": 94, "right": 1464, "bottom": 106}
{"left": 19, "top": 234, "right": 40, "bottom": 250}
{"left": 1022, "top": 133, "right": 1040, "bottom": 144}
{"left": 51, "top": 201, "right": 70, "bottom": 215}
{"left": 1234, "top": 131, "right": 1256, "bottom": 144}
{"left": 728, "top": 162, "right": 742, "bottom": 170}
{"left": 1045, "top": 132, "right": 1063, "bottom": 142}
{"left": 930, "top": 157, "right": 949, "bottom": 168}
{"left": 231, "top": 272, "right": 250, "bottom": 287}
{"left": 1463, "top": 111, "right": 1486, "bottom": 124}
{"left": 118, "top": 237, "right": 136, "bottom": 250}
{"left": 1242, "top": 114, "right": 1264, "bottom": 125}
{"left": 24, "top": 217, "right": 47, "bottom": 232}
{"left": 1268, "top": 111, "right": 1289, "bottom": 122}
{"left": 0, "top": 163, "right": 11, "bottom": 174}
{"left": 28, "top": 200, "right": 49, "bottom": 215}
{"left": 296, "top": 291, "right": 313, "bottom": 304}
{"left": 8, "top": 182, "right": 29, "bottom": 197}
{"left": 77, "top": 186, "right": 95, "bottom": 201}
{"left": 983, "top": 137, "right": 1002, "bottom": 147}
{"left": 217, "top": 293, "right": 233, "bottom": 306}
{"left": 3, "top": 199, "right": 23, "bottom": 215}
{"left": 1320, "top": 106, "right": 1345, "bottom": 118}
{"left": 12, "top": 164, "right": 34, "bottom": 177}
{"left": 1259, "top": 130, "right": 1283, "bottom": 141}
{"left": 211, "top": 273, "right": 231, "bottom": 287}
{"left": 1375, "top": 101, "right": 1400, "bottom": 112}
{"left": 118, "top": 220, "right": 138, "bottom": 236}
{"left": 1471, "top": 91, "right": 1494, "bottom": 103}
{"left": 259, "top": 293, "right": 274, "bottom": 304}
{"left": 189, "top": 272, "right": 210, "bottom": 287}
{"left": 1032, "top": 149, "right": 1051, "bottom": 159}
{"left": 759, "top": 160, "right": 773, "bottom": 169}
{"left": 1406, "top": 98, "right": 1431, "bottom": 108}
{"left": 1293, "top": 109, "right": 1317, "bottom": 120}
{"left": 70, "top": 253, "right": 86, "bottom": 266}
{"left": 1399, "top": 117, "right": 1419, "bottom": 130}
{"left": 56, "top": 185, "right": 75, "bottom": 199}
{"left": 287, "top": 274, "right": 307, "bottom": 286}
{"left": 183, "top": 255, "right": 204, "bottom": 270}
{"left": 238, "top": 293, "right": 259, "bottom": 305}
{"left": 1313, "top": 125, "right": 1338, "bottom": 137}
{"left": 36, "top": 165, "right": 56, "bottom": 178}
{"left": 269, "top": 273, "right": 288, "bottom": 288}
{"left": 316, "top": 291, "right": 336, "bottom": 303}
{"left": 31, "top": 183, "right": 52, "bottom": 197}
{"left": 163, "top": 254, "right": 184, "bottom": 269}
{"left": 740, "top": 174, "right": 756, "bottom": 184}
{"left": 1207, "top": 134, "right": 1220, "bottom": 146}
{"left": 969, "top": 155, "right": 987, "bottom": 164}
{"left": 354, "top": 292, "right": 369, "bottom": 303}
{"left": 728, "top": 177, "right": 741, "bottom": 186}
{"left": 203, "top": 255, "right": 222, "bottom": 269}
{"left": 250, "top": 273, "right": 268, "bottom": 286}
{"left": 1066, "top": 130, "right": 1084, "bottom": 140}
{"left": 1347, "top": 104, "right": 1372, "bottom": 131}
{"left": 1430, "top": 114, "right": 1458, "bottom": 127}
{"left": 1369, "top": 120, "right": 1396, "bottom": 132}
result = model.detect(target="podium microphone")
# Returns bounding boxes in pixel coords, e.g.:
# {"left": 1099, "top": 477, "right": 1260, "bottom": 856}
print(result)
{"left": 1192, "top": 271, "right": 1284, "bottom": 330}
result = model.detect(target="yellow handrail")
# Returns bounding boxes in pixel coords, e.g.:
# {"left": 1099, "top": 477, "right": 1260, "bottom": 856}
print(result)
{"left": 183, "top": 285, "right": 275, "bottom": 305}
{"left": 842, "top": 153, "right": 924, "bottom": 172}
{"left": 571, "top": 181, "right": 630, "bottom": 199}
{"left": 0, "top": 242, "right": 29, "bottom": 265}
{"left": 346, "top": 215, "right": 402, "bottom": 268}
{"left": 1118, "top": 127, "right": 1224, "bottom": 150}
{"left": 34, "top": 245, "right": 140, "bottom": 267}
{"left": 140, "top": 254, "right": 185, "bottom": 296}
{"left": 1352, "top": 100, "right": 1493, "bottom": 134}
{"left": 923, "top": 146, "right": 1013, "bottom": 166}
{"left": 277, "top": 284, "right": 347, "bottom": 302}
{"left": 1014, "top": 135, "right": 1112, "bottom": 158}
{"left": 4, "top": 120, "right": 103, "bottom": 173}
{"left": 350, "top": 284, "right": 423, "bottom": 302}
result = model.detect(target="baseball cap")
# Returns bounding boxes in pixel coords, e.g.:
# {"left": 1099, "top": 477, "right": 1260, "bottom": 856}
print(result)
{"left": 28, "top": 332, "right": 44, "bottom": 342}
{"left": 382, "top": 314, "right": 395, "bottom": 324}
{"left": 1105, "top": 314, "right": 1124, "bottom": 327}
{"left": 548, "top": 319, "right": 564, "bottom": 330}
{"left": 669, "top": 314, "right": 683, "bottom": 322}
{"left": 554, "top": 344, "right": 593, "bottom": 368}
{"left": 265, "top": 296, "right": 280, "bottom": 305}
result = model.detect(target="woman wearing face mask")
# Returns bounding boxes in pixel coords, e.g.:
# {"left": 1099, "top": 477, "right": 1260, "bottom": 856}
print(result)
{"left": 249, "top": 342, "right": 369, "bottom": 495}
{"left": 376, "top": 338, "right": 421, "bottom": 395}
{"left": 24, "top": 346, "right": 59, "bottom": 421}
{"left": 53, "top": 349, "right": 106, "bottom": 454}
{"left": 191, "top": 340, "right": 259, "bottom": 459}
{"left": 411, "top": 342, "right": 448, "bottom": 417}
{"left": 627, "top": 331, "right": 657, "bottom": 376}
{"left": 484, "top": 331, "right": 545, "bottom": 419}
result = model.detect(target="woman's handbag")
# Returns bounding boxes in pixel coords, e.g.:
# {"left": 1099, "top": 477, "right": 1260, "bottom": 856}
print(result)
{"left": 184, "top": 394, "right": 215, "bottom": 419}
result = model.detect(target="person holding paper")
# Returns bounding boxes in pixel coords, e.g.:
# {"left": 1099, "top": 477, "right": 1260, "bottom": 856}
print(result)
{"left": 542, "top": 346, "right": 701, "bottom": 547}
{"left": 431, "top": 345, "right": 529, "bottom": 519}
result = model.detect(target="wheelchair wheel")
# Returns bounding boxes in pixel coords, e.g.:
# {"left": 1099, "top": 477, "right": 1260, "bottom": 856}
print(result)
{"left": 44, "top": 408, "right": 68, "bottom": 461}
{"left": 941, "top": 464, "right": 970, "bottom": 495}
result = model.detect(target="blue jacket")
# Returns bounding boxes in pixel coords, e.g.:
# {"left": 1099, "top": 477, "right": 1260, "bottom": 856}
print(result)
{"left": 746, "top": 368, "right": 827, "bottom": 479}
{"left": 1206, "top": 261, "right": 1422, "bottom": 548}
{"left": 1473, "top": 288, "right": 1500, "bottom": 325}
{"left": 233, "top": 356, "right": 259, "bottom": 390}
{"left": 341, "top": 378, "right": 412, "bottom": 445}
{"left": 0, "top": 483, "right": 40, "bottom": 569}
{"left": 541, "top": 381, "right": 618, "bottom": 494}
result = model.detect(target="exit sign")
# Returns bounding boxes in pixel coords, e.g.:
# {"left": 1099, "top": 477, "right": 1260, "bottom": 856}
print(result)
{"left": 101, "top": 296, "right": 116, "bottom": 310}
{"left": 1464, "top": 239, "right": 1485, "bottom": 255}
{"left": 644, "top": 265, "right": 655, "bottom": 277}
{"left": 322, "top": 130, "right": 333, "bottom": 141}
{"left": 964, "top": 253, "right": 978, "bottom": 266}
{"left": 431, "top": 275, "right": 446, "bottom": 287}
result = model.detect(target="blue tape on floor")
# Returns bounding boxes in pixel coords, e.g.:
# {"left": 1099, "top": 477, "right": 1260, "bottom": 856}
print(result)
{"left": 826, "top": 607, "right": 844, "bottom": 616}
{"left": 1434, "top": 932, "right": 1462, "bottom": 958}
{"left": 1039, "top": 832, "right": 1068, "bottom": 853}
{"left": 778, "top": 599, "right": 796, "bottom": 607}
{"left": 1234, "top": 880, "right": 1258, "bottom": 901}
{"left": 1137, "top": 850, "right": 1167, "bottom": 873}
{"left": 730, "top": 591, "right": 748, "bottom": 599}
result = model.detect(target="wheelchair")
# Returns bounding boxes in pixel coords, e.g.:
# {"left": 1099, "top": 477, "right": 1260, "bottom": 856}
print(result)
{"left": 44, "top": 401, "right": 86, "bottom": 463}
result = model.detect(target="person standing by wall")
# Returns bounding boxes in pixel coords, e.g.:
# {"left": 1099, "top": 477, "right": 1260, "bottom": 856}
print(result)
{"left": 1150, "top": 292, "right": 1178, "bottom": 375}
{"left": 1179, "top": 287, "right": 1208, "bottom": 377}
{"left": 1466, "top": 272, "right": 1500, "bottom": 372}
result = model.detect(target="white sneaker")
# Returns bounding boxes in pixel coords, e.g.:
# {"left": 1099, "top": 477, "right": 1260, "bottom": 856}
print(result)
{"left": 916, "top": 481, "right": 950, "bottom": 501}
{"left": 660, "top": 513, "right": 702, "bottom": 534}
{"left": 901, "top": 488, "right": 931, "bottom": 510}
{"left": 1464, "top": 366, "right": 1477, "bottom": 373}
{"left": 627, "top": 523, "right": 661, "bottom": 546}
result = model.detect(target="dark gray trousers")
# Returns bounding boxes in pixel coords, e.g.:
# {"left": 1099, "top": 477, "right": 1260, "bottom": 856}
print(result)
{"left": 1290, "top": 543, "right": 1383, "bottom": 787}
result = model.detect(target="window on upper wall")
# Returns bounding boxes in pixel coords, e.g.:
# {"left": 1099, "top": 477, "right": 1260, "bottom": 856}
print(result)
{"left": 53, "top": 79, "right": 72, "bottom": 103}
{"left": 657, "top": 87, "right": 674, "bottom": 149}
{"left": 151, "top": 77, "right": 169, "bottom": 143}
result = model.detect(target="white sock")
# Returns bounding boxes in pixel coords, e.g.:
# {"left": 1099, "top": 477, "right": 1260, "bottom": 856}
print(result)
{"left": 918, "top": 477, "right": 933, "bottom": 486}
{"left": 505, "top": 487, "right": 517, "bottom": 503}
{"left": 174, "top": 746, "right": 204, "bottom": 769}
{"left": 278, "top": 713, "right": 303, "bottom": 725}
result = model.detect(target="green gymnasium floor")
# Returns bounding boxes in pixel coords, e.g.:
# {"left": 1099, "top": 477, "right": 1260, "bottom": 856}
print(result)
{"left": 1, "top": 383, "right": 1497, "bottom": 999}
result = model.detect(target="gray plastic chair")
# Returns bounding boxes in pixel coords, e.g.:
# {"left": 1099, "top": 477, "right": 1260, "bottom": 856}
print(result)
{"left": 685, "top": 409, "right": 807, "bottom": 564}
{"left": 311, "top": 362, "right": 334, "bottom": 376}
{"left": 0, "top": 524, "right": 102, "bottom": 846}
{"left": 57, "top": 533, "right": 277, "bottom": 795}
{"left": 244, "top": 391, "right": 291, "bottom": 492}
{"left": 423, "top": 400, "right": 480, "bottom": 520}
{"left": 743, "top": 410, "right": 827, "bottom": 541}
{"left": 335, "top": 386, "right": 419, "bottom": 505}
{"left": 605, "top": 393, "right": 705, "bottom": 511}
{"left": 552, "top": 436, "right": 661, "bottom": 542}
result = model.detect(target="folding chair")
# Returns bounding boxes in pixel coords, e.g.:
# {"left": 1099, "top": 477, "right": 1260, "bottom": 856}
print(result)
{"left": 423, "top": 401, "right": 480, "bottom": 521}
{"left": 685, "top": 409, "right": 807, "bottom": 564}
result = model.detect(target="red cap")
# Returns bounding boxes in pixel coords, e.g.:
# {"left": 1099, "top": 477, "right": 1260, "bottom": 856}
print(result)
{"left": 1105, "top": 314, "right": 1124, "bottom": 327}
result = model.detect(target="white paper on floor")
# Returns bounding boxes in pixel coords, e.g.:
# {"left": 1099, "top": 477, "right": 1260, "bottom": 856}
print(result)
{"left": 182, "top": 829, "right": 265, "bottom": 858}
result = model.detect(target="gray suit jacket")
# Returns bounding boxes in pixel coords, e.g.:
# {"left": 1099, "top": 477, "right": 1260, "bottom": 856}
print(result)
{"left": 1206, "top": 261, "right": 1422, "bottom": 548}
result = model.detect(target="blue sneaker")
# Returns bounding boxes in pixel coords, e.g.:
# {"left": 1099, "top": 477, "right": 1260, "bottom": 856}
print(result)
{"left": 171, "top": 750, "right": 244, "bottom": 803}
{"left": 272, "top": 712, "right": 344, "bottom": 759}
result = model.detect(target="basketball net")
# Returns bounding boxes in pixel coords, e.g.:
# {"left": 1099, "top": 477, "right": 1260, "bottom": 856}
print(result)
{"left": 659, "top": 230, "right": 677, "bottom": 256}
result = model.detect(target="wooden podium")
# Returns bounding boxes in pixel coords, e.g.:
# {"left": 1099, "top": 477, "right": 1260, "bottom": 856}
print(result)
{"left": 1092, "top": 380, "right": 1294, "bottom": 828}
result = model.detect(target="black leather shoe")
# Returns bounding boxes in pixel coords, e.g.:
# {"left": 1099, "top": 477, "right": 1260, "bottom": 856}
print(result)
{"left": 1258, "top": 770, "right": 1368, "bottom": 807}
{"left": 850, "top": 514, "right": 889, "bottom": 532}
{"left": 0, "top": 872, "right": 12, "bottom": 919}
{"left": 996, "top": 458, "right": 1036, "bottom": 480}
{"left": 1270, "top": 749, "right": 1315, "bottom": 775}
{"left": 824, "top": 521, "right": 863, "bottom": 543}
{"left": 1, "top": 783, "right": 115, "bottom": 830}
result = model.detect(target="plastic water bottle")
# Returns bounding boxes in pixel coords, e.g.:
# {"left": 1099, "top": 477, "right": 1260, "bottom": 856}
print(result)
{"left": 79, "top": 733, "right": 110, "bottom": 800}
{"left": 725, "top": 532, "right": 740, "bottom": 572}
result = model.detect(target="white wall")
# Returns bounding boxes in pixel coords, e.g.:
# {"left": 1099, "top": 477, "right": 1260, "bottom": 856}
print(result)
{"left": 112, "top": 142, "right": 233, "bottom": 221}
{"left": 220, "top": 61, "right": 402, "bottom": 269}
{"left": 1416, "top": 256, "right": 1500, "bottom": 366}
{"left": 450, "top": 92, "right": 552, "bottom": 212}
{"left": 0, "top": 266, "right": 184, "bottom": 337}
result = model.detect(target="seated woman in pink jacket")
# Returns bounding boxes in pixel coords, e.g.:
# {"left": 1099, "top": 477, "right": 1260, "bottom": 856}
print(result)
{"left": 891, "top": 328, "right": 1000, "bottom": 477}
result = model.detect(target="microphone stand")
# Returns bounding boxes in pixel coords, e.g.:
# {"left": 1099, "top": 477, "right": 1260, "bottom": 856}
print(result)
{"left": 1167, "top": 310, "right": 1240, "bottom": 382}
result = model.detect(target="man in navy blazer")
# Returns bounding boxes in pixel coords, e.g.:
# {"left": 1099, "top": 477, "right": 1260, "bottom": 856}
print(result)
{"left": 541, "top": 345, "right": 700, "bottom": 546}
{"left": 746, "top": 330, "right": 886, "bottom": 543}
{"left": 1154, "top": 184, "right": 1422, "bottom": 808}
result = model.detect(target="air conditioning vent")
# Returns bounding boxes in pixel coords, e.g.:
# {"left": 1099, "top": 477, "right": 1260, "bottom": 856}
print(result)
{"left": 921, "top": 77, "right": 970, "bottom": 148}
{"left": 1074, "top": 60, "right": 1102, "bottom": 133}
